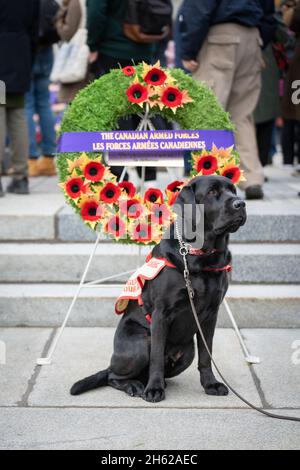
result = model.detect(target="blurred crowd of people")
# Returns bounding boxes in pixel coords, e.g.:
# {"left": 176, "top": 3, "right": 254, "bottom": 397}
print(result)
{"left": 0, "top": 0, "right": 300, "bottom": 200}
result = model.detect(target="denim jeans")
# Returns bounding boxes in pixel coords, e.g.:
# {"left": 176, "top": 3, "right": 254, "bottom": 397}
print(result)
{"left": 25, "top": 47, "right": 56, "bottom": 158}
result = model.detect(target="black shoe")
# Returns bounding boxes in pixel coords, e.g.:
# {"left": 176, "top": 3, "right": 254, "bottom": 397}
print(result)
{"left": 0, "top": 179, "right": 4, "bottom": 197}
{"left": 7, "top": 177, "right": 29, "bottom": 195}
{"left": 245, "top": 185, "right": 264, "bottom": 200}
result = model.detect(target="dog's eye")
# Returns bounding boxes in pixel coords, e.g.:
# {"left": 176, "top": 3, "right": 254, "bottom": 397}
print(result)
{"left": 207, "top": 189, "right": 218, "bottom": 196}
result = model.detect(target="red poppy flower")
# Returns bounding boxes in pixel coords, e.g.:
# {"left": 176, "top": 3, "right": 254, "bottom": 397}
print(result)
{"left": 144, "top": 188, "right": 163, "bottom": 205}
{"left": 166, "top": 180, "right": 184, "bottom": 193}
{"left": 151, "top": 203, "right": 171, "bottom": 225}
{"left": 144, "top": 67, "right": 167, "bottom": 86}
{"left": 161, "top": 87, "right": 183, "bottom": 108}
{"left": 105, "top": 215, "right": 126, "bottom": 239}
{"left": 132, "top": 222, "right": 152, "bottom": 243}
{"left": 100, "top": 183, "right": 121, "bottom": 204}
{"left": 122, "top": 65, "right": 135, "bottom": 76}
{"left": 65, "top": 178, "right": 84, "bottom": 199}
{"left": 195, "top": 155, "right": 218, "bottom": 175}
{"left": 221, "top": 166, "right": 241, "bottom": 184}
{"left": 126, "top": 83, "right": 148, "bottom": 104}
{"left": 81, "top": 200, "right": 101, "bottom": 222}
{"left": 118, "top": 181, "right": 136, "bottom": 197}
{"left": 120, "top": 198, "right": 144, "bottom": 219}
{"left": 83, "top": 161, "right": 105, "bottom": 182}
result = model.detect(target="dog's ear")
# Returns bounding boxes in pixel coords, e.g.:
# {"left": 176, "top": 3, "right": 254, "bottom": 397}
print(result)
{"left": 173, "top": 181, "right": 204, "bottom": 245}
{"left": 176, "top": 182, "right": 196, "bottom": 207}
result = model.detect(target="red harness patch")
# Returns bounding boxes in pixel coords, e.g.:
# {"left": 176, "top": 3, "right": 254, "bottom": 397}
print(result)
{"left": 115, "top": 254, "right": 175, "bottom": 317}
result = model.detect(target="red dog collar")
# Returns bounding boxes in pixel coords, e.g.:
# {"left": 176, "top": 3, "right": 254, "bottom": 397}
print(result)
{"left": 188, "top": 247, "right": 231, "bottom": 272}
{"left": 203, "top": 264, "right": 232, "bottom": 273}
{"left": 189, "top": 247, "right": 217, "bottom": 256}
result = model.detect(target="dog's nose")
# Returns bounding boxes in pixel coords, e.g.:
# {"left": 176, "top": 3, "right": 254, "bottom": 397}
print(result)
{"left": 232, "top": 199, "right": 246, "bottom": 210}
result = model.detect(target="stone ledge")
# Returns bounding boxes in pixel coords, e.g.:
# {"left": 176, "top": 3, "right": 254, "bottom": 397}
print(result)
{"left": 0, "top": 284, "right": 299, "bottom": 328}
{"left": 1, "top": 243, "right": 299, "bottom": 284}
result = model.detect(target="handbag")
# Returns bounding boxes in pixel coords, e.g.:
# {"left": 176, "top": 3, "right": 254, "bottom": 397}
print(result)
{"left": 50, "top": 0, "right": 89, "bottom": 84}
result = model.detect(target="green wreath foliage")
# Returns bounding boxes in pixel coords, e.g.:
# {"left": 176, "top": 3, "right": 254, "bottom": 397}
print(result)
{"left": 57, "top": 65, "right": 233, "bottom": 183}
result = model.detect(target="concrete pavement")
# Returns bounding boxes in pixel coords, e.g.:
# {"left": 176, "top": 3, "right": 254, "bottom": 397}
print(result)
{"left": 0, "top": 327, "right": 299, "bottom": 449}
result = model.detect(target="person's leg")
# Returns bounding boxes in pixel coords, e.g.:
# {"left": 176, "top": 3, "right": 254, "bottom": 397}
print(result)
{"left": 227, "top": 26, "right": 264, "bottom": 195}
{"left": 281, "top": 119, "right": 295, "bottom": 165}
{"left": 35, "top": 76, "right": 56, "bottom": 158}
{"left": 294, "top": 121, "right": 300, "bottom": 166}
{"left": 193, "top": 23, "right": 237, "bottom": 110}
{"left": 33, "top": 47, "right": 56, "bottom": 176}
{"left": 193, "top": 24, "right": 264, "bottom": 197}
{"left": 6, "top": 107, "right": 29, "bottom": 194}
{"left": 25, "top": 79, "right": 41, "bottom": 177}
{"left": 25, "top": 81, "right": 39, "bottom": 159}
{"left": 34, "top": 74, "right": 56, "bottom": 176}
{"left": 0, "top": 107, "right": 7, "bottom": 196}
{"left": 256, "top": 120, "right": 275, "bottom": 167}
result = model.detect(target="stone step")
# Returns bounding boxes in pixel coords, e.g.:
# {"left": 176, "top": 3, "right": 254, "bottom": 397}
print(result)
{"left": 57, "top": 200, "right": 300, "bottom": 243}
{"left": 1, "top": 243, "right": 300, "bottom": 284}
{"left": 0, "top": 192, "right": 63, "bottom": 241}
{"left": 0, "top": 283, "right": 299, "bottom": 328}
{"left": 0, "top": 195, "right": 299, "bottom": 243}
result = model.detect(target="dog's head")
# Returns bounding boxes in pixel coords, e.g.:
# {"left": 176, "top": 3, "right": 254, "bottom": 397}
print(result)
{"left": 175, "top": 175, "right": 247, "bottom": 239}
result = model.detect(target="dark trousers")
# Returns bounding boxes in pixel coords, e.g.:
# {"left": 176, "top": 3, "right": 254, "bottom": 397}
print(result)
{"left": 255, "top": 120, "right": 275, "bottom": 167}
{"left": 91, "top": 54, "right": 161, "bottom": 181}
{"left": 281, "top": 119, "right": 300, "bottom": 165}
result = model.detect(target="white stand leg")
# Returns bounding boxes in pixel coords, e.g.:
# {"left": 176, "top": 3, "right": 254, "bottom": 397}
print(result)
{"left": 223, "top": 298, "right": 261, "bottom": 364}
{"left": 37, "top": 154, "right": 136, "bottom": 365}
{"left": 37, "top": 232, "right": 102, "bottom": 365}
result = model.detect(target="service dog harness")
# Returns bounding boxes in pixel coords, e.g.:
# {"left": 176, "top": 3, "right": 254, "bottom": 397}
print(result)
{"left": 115, "top": 250, "right": 232, "bottom": 324}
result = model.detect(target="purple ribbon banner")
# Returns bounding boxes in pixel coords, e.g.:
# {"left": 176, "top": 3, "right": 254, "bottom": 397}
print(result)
{"left": 57, "top": 129, "right": 235, "bottom": 155}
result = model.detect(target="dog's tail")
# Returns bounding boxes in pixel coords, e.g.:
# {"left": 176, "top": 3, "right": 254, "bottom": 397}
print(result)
{"left": 70, "top": 368, "right": 109, "bottom": 395}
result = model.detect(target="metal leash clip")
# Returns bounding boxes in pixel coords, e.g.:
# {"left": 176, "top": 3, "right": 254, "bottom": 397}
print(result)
{"left": 179, "top": 245, "right": 189, "bottom": 256}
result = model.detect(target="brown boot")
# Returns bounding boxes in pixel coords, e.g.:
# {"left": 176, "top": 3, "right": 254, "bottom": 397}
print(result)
{"left": 28, "top": 159, "right": 40, "bottom": 177}
{"left": 36, "top": 156, "right": 57, "bottom": 176}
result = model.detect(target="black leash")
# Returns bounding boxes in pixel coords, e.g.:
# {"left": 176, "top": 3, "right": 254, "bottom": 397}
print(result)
{"left": 175, "top": 221, "right": 300, "bottom": 423}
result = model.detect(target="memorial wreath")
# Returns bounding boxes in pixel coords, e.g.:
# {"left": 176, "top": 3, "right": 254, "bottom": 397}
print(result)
{"left": 57, "top": 61, "right": 244, "bottom": 245}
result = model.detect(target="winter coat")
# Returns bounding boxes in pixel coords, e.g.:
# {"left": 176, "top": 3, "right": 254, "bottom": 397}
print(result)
{"left": 0, "top": 0, "right": 39, "bottom": 93}
{"left": 180, "top": 0, "right": 275, "bottom": 60}
{"left": 87, "top": 0, "right": 154, "bottom": 61}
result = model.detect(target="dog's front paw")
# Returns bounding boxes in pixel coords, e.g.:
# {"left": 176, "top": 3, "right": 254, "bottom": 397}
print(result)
{"left": 204, "top": 382, "right": 229, "bottom": 396}
{"left": 143, "top": 385, "right": 165, "bottom": 402}
{"left": 125, "top": 380, "right": 145, "bottom": 397}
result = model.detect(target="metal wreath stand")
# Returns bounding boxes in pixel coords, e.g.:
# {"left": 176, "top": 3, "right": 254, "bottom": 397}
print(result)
{"left": 37, "top": 105, "right": 260, "bottom": 366}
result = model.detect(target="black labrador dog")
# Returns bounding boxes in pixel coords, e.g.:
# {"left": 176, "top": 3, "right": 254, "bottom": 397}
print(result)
{"left": 71, "top": 175, "right": 246, "bottom": 402}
